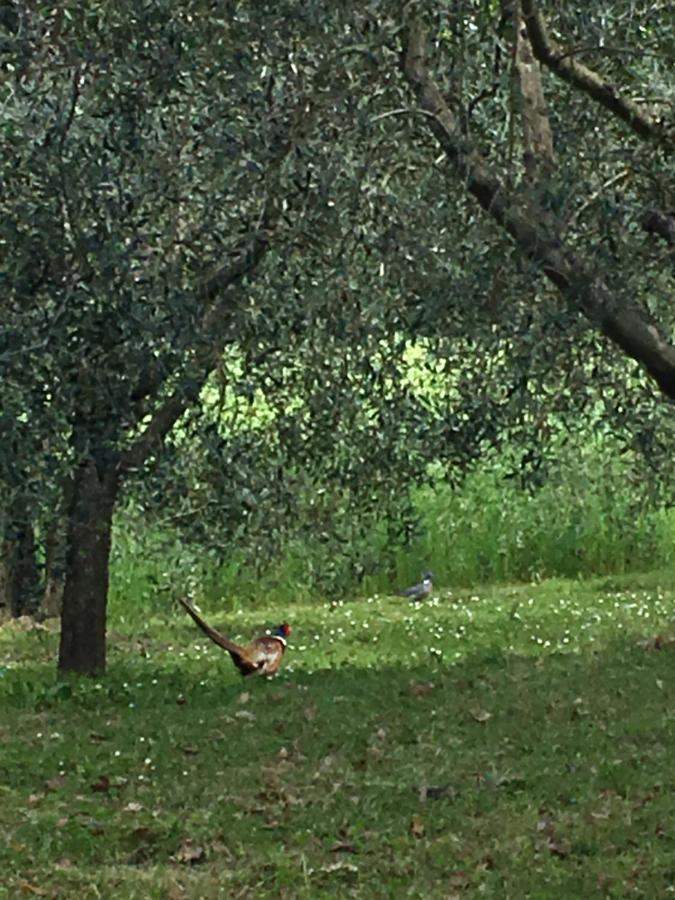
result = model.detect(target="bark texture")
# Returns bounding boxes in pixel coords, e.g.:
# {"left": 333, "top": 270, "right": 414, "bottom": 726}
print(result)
{"left": 57, "top": 459, "right": 118, "bottom": 676}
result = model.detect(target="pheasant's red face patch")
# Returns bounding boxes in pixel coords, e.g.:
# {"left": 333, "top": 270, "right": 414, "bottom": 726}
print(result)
{"left": 280, "top": 623, "right": 292, "bottom": 637}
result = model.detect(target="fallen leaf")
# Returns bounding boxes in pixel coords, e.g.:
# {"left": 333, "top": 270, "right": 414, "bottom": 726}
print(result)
{"left": 317, "top": 861, "right": 358, "bottom": 876}
{"left": 111, "top": 775, "right": 129, "bottom": 789}
{"left": 303, "top": 705, "right": 316, "bottom": 722}
{"left": 124, "top": 802, "right": 144, "bottom": 813}
{"left": 418, "top": 784, "right": 454, "bottom": 802}
{"left": 537, "top": 816, "right": 555, "bottom": 835}
{"left": 174, "top": 838, "right": 207, "bottom": 866}
{"left": 408, "top": 682, "right": 434, "bottom": 698}
{"left": 590, "top": 808, "right": 610, "bottom": 822}
{"left": 90, "top": 774, "right": 110, "bottom": 793}
{"left": 239, "top": 691, "right": 251, "bottom": 704}
{"left": 18, "top": 882, "right": 49, "bottom": 896}
{"left": 180, "top": 745, "right": 199, "bottom": 756}
{"left": 469, "top": 708, "right": 491, "bottom": 724}
{"left": 89, "top": 732, "right": 107, "bottom": 743}
{"left": 410, "top": 814, "right": 425, "bottom": 839}
{"left": 330, "top": 842, "right": 358, "bottom": 854}
{"left": 546, "top": 838, "right": 569, "bottom": 859}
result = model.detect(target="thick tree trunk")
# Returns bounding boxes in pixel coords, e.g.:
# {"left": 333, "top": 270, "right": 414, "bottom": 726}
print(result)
{"left": 58, "top": 459, "right": 119, "bottom": 676}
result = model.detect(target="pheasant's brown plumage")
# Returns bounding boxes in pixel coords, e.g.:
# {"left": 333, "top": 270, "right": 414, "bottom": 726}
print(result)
{"left": 179, "top": 598, "right": 290, "bottom": 676}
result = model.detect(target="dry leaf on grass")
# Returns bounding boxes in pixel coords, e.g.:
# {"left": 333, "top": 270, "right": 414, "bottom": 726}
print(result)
{"left": 18, "top": 882, "right": 50, "bottom": 896}
{"left": 173, "top": 838, "right": 207, "bottom": 866}
{"left": 410, "top": 814, "right": 425, "bottom": 838}
{"left": 330, "top": 841, "right": 358, "bottom": 854}
{"left": 418, "top": 784, "right": 455, "bottom": 802}
{"left": 408, "top": 682, "right": 434, "bottom": 698}
{"left": 124, "top": 801, "right": 143, "bottom": 813}
{"left": 316, "top": 862, "right": 358, "bottom": 876}
{"left": 90, "top": 774, "right": 111, "bottom": 793}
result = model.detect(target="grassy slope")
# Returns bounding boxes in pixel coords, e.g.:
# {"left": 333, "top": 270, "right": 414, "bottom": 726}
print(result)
{"left": 2, "top": 572, "right": 675, "bottom": 898}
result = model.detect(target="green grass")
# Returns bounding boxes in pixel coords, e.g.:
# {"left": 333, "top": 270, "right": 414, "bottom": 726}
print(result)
{"left": 4, "top": 570, "right": 675, "bottom": 897}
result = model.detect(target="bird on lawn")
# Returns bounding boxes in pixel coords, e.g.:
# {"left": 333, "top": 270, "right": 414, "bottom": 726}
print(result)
{"left": 178, "top": 597, "right": 291, "bottom": 677}
{"left": 399, "top": 571, "right": 433, "bottom": 602}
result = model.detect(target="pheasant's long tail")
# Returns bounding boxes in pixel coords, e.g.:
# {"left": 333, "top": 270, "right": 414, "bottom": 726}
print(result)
{"left": 178, "top": 597, "right": 243, "bottom": 658}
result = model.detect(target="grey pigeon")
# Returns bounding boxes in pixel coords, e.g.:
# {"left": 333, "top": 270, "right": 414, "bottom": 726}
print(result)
{"left": 399, "top": 571, "right": 433, "bottom": 601}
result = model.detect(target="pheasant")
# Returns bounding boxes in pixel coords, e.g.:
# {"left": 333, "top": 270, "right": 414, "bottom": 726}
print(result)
{"left": 178, "top": 598, "right": 291, "bottom": 676}
{"left": 399, "top": 571, "right": 433, "bottom": 602}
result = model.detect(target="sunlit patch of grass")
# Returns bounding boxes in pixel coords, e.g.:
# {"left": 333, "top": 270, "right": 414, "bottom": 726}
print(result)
{"left": 3, "top": 570, "right": 675, "bottom": 896}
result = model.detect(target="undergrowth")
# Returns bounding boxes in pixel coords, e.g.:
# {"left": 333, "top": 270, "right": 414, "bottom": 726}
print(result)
{"left": 110, "top": 438, "right": 675, "bottom": 623}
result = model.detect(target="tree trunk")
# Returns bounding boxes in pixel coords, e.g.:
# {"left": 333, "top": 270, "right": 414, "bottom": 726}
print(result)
{"left": 43, "top": 514, "right": 66, "bottom": 618}
{"left": 507, "top": 0, "right": 555, "bottom": 181}
{"left": 1, "top": 498, "right": 42, "bottom": 617}
{"left": 41, "top": 478, "right": 72, "bottom": 619}
{"left": 58, "top": 458, "right": 119, "bottom": 676}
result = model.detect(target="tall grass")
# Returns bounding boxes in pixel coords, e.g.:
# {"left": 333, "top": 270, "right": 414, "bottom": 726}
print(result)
{"left": 109, "top": 436, "right": 675, "bottom": 624}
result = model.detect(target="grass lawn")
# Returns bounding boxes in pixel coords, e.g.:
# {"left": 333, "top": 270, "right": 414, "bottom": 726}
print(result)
{"left": 2, "top": 571, "right": 675, "bottom": 898}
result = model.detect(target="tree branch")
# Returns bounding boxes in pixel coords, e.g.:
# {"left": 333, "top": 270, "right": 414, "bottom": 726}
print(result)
{"left": 520, "top": 0, "right": 673, "bottom": 147}
{"left": 118, "top": 392, "right": 194, "bottom": 475}
{"left": 117, "top": 211, "right": 274, "bottom": 476}
{"left": 401, "top": 19, "right": 675, "bottom": 401}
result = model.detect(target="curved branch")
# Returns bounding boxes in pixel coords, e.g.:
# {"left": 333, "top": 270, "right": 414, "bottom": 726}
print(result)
{"left": 520, "top": 0, "right": 673, "bottom": 147}
{"left": 401, "top": 19, "right": 675, "bottom": 401}
{"left": 118, "top": 215, "right": 273, "bottom": 476}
